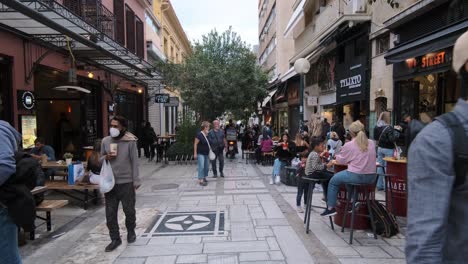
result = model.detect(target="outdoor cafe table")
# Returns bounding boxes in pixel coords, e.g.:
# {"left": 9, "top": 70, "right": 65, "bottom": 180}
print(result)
{"left": 45, "top": 181, "right": 99, "bottom": 210}
{"left": 41, "top": 161, "right": 87, "bottom": 170}
{"left": 383, "top": 157, "right": 407, "bottom": 217}
{"left": 333, "top": 164, "right": 374, "bottom": 230}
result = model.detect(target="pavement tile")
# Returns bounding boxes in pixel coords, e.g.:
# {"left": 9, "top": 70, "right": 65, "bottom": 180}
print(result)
{"left": 203, "top": 241, "right": 269, "bottom": 253}
{"left": 259, "top": 200, "right": 285, "bottom": 219}
{"left": 268, "top": 251, "right": 285, "bottom": 260}
{"left": 207, "top": 254, "right": 239, "bottom": 264}
{"left": 338, "top": 259, "right": 406, "bottom": 264}
{"left": 231, "top": 222, "right": 257, "bottom": 241}
{"left": 176, "top": 254, "right": 207, "bottom": 263}
{"left": 230, "top": 205, "right": 251, "bottom": 222}
{"left": 266, "top": 237, "right": 280, "bottom": 250}
{"left": 380, "top": 246, "right": 405, "bottom": 258}
{"left": 272, "top": 226, "right": 315, "bottom": 263}
{"left": 255, "top": 228, "right": 274, "bottom": 238}
{"left": 120, "top": 244, "right": 203, "bottom": 257}
{"left": 202, "top": 236, "right": 229, "bottom": 242}
{"left": 145, "top": 256, "right": 177, "bottom": 264}
{"left": 114, "top": 258, "right": 146, "bottom": 264}
{"left": 239, "top": 252, "right": 270, "bottom": 261}
{"left": 175, "top": 236, "right": 202, "bottom": 244}
{"left": 254, "top": 218, "right": 289, "bottom": 227}
{"left": 239, "top": 261, "right": 286, "bottom": 264}
{"left": 148, "top": 237, "right": 176, "bottom": 245}
{"left": 327, "top": 246, "right": 360, "bottom": 257}
{"left": 353, "top": 246, "right": 392, "bottom": 258}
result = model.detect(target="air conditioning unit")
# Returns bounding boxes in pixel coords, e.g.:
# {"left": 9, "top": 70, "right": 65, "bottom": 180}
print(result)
{"left": 352, "top": 0, "right": 366, "bottom": 13}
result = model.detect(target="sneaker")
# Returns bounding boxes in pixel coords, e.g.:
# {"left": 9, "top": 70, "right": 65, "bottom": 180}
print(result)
{"left": 269, "top": 179, "right": 274, "bottom": 185}
{"left": 297, "top": 206, "right": 304, "bottom": 213}
{"left": 320, "top": 208, "right": 337, "bottom": 217}
{"left": 275, "top": 175, "right": 280, "bottom": 184}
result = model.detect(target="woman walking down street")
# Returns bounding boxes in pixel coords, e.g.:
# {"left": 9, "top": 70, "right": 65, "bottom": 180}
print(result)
{"left": 321, "top": 121, "right": 377, "bottom": 217}
{"left": 194, "top": 121, "right": 211, "bottom": 186}
{"left": 327, "top": 132, "right": 343, "bottom": 159}
{"left": 294, "top": 133, "right": 309, "bottom": 154}
{"left": 373, "top": 111, "right": 401, "bottom": 190}
{"left": 271, "top": 134, "right": 296, "bottom": 185}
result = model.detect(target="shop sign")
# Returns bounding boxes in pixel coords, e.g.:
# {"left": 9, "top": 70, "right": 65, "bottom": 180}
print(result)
{"left": 405, "top": 50, "right": 451, "bottom": 71}
{"left": 336, "top": 63, "right": 366, "bottom": 104}
{"left": 17, "top": 90, "right": 35, "bottom": 110}
{"left": 307, "top": 96, "right": 318, "bottom": 106}
{"left": 154, "top": 93, "right": 170, "bottom": 103}
{"left": 164, "top": 97, "right": 179, "bottom": 107}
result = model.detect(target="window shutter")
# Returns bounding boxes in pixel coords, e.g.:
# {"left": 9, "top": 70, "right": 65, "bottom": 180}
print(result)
{"left": 126, "top": 6, "right": 136, "bottom": 53}
{"left": 136, "top": 17, "right": 144, "bottom": 58}
{"left": 114, "top": 0, "right": 125, "bottom": 44}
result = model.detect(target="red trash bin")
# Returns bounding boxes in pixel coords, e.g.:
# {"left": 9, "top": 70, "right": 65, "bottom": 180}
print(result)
{"left": 384, "top": 157, "right": 407, "bottom": 217}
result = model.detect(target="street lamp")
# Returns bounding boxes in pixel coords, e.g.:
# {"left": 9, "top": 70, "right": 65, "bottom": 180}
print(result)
{"left": 294, "top": 58, "right": 310, "bottom": 131}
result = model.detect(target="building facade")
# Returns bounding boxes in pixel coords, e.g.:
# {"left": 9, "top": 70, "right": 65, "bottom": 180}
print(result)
{"left": 0, "top": 0, "right": 160, "bottom": 159}
{"left": 147, "top": 0, "right": 191, "bottom": 136}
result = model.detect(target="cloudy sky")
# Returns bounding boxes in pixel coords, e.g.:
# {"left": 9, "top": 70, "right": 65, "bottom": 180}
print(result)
{"left": 171, "top": 0, "right": 259, "bottom": 47}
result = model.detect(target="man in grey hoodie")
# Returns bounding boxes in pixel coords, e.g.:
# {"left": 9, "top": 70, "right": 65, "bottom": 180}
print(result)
{"left": 406, "top": 31, "right": 468, "bottom": 263}
{"left": 101, "top": 116, "right": 141, "bottom": 252}
{"left": 0, "top": 120, "right": 22, "bottom": 264}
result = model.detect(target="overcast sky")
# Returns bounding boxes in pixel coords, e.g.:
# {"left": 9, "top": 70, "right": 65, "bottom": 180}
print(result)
{"left": 171, "top": 0, "right": 259, "bottom": 47}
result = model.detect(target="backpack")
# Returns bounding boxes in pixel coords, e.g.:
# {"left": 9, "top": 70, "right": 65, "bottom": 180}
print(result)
{"left": 369, "top": 200, "right": 399, "bottom": 238}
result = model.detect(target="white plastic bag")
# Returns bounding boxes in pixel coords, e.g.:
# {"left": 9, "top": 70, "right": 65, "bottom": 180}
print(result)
{"left": 99, "top": 160, "right": 115, "bottom": 193}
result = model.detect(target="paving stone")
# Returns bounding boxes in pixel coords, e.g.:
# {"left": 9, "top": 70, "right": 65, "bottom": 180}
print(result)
{"left": 266, "top": 237, "right": 280, "bottom": 250}
{"left": 231, "top": 222, "right": 257, "bottom": 241}
{"left": 120, "top": 244, "right": 203, "bottom": 257}
{"left": 380, "top": 246, "right": 406, "bottom": 258}
{"left": 175, "top": 236, "right": 202, "bottom": 244}
{"left": 383, "top": 238, "right": 406, "bottom": 247}
{"left": 145, "top": 256, "right": 177, "bottom": 264}
{"left": 259, "top": 200, "right": 285, "bottom": 219}
{"left": 176, "top": 254, "right": 207, "bottom": 263}
{"left": 338, "top": 259, "right": 406, "bottom": 264}
{"left": 268, "top": 251, "right": 285, "bottom": 260}
{"left": 239, "top": 261, "right": 286, "bottom": 264}
{"left": 114, "top": 258, "right": 146, "bottom": 264}
{"left": 239, "top": 252, "right": 270, "bottom": 261}
{"left": 204, "top": 241, "right": 269, "bottom": 253}
{"left": 148, "top": 237, "right": 176, "bottom": 245}
{"left": 230, "top": 205, "right": 251, "bottom": 222}
{"left": 225, "top": 189, "right": 269, "bottom": 194}
{"left": 254, "top": 218, "right": 289, "bottom": 227}
{"left": 353, "top": 246, "right": 392, "bottom": 258}
{"left": 208, "top": 254, "right": 238, "bottom": 264}
{"left": 202, "top": 236, "right": 228, "bottom": 242}
{"left": 132, "top": 238, "right": 150, "bottom": 246}
{"left": 327, "top": 246, "right": 360, "bottom": 257}
{"left": 255, "top": 228, "right": 274, "bottom": 238}
{"left": 272, "top": 226, "right": 314, "bottom": 263}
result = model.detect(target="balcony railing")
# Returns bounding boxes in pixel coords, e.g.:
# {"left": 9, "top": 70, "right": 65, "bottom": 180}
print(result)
{"left": 62, "top": 0, "right": 115, "bottom": 39}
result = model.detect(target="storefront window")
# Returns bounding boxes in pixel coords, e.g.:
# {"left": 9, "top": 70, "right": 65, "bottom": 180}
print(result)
{"left": 414, "top": 74, "right": 438, "bottom": 120}
{"left": 278, "top": 110, "right": 288, "bottom": 134}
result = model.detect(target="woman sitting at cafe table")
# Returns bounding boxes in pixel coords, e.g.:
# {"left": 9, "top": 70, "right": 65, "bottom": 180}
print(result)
{"left": 321, "top": 120, "right": 377, "bottom": 217}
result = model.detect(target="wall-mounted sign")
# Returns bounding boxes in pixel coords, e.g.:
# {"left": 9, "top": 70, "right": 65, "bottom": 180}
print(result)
{"left": 307, "top": 96, "right": 318, "bottom": 106}
{"left": 335, "top": 62, "right": 366, "bottom": 104}
{"left": 17, "top": 90, "right": 35, "bottom": 110}
{"left": 164, "top": 97, "right": 179, "bottom": 107}
{"left": 155, "top": 93, "right": 170, "bottom": 103}
{"left": 395, "top": 49, "right": 452, "bottom": 79}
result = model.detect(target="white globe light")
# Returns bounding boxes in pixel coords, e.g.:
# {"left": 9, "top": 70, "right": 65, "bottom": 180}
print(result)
{"left": 294, "top": 58, "right": 311, "bottom": 74}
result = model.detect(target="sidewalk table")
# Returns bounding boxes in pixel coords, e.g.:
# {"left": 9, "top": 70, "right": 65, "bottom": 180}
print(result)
{"left": 333, "top": 164, "right": 374, "bottom": 230}
{"left": 45, "top": 181, "right": 99, "bottom": 210}
{"left": 31, "top": 186, "right": 48, "bottom": 195}
{"left": 383, "top": 157, "right": 407, "bottom": 217}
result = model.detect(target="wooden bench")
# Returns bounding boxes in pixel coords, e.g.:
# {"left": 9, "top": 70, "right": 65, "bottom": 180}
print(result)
{"left": 31, "top": 200, "right": 68, "bottom": 240}
{"left": 45, "top": 181, "right": 99, "bottom": 210}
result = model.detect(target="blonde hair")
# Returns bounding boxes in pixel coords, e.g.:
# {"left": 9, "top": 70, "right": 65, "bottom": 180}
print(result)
{"left": 348, "top": 121, "right": 368, "bottom": 152}
{"left": 294, "top": 133, "right": 303, "bottom": 144}
{"left": 377, "top": 111, "right": 391, "bottom": 125}
{"left": 200, "top": 121, "right": 210, "bottom": 130}
{"left": 330, "top": 131, "right": 338, "bottom": 139}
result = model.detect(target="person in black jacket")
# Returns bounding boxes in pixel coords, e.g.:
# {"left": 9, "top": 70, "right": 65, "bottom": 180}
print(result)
{"left": 271, "top": 134, "right": 296, "bottom": 185}
{"left": 142, "top": 122, "right": 157, "bottom": 161}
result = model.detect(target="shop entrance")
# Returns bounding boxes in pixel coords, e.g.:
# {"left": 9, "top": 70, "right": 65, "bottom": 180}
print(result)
{"left": 34, "top": 67, "right": 102, "bottom": 159}
{"left": 0, "top": 55, "right": 12, "bottom": 123}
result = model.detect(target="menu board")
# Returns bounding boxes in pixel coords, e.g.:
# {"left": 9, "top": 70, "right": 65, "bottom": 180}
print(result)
{"left": 20, "top": 115, "right": 37, "bottom": 149}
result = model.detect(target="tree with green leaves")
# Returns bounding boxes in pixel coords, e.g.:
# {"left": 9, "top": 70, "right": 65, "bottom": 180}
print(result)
{"left": 157, "top": 27, "right": 269, "bottom": 121}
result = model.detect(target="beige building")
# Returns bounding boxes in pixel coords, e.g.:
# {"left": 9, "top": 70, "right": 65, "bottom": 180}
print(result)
{"left": 147, "top": 0, "right": 191, "bottom": 135}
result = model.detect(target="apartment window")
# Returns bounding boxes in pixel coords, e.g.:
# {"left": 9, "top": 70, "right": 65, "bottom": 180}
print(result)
{"left": 376, "top": 34, "right": 390, "bottom": 55}
{"left": 259, "top": 36, "right": 276, "bottom": 65}
{"left": 125, "top": 5, "right": 136, "bottom": 52}
{"left": 164, "top": 38, "right": 168, "bottom": 56}
{"left": 145, "top": 13, "right": 160, "bottom": 35}
{"left": 170, "top": 46, "right": 174, "bottom": 62}
{"left": 260, "top": 4, "right": 276, "bottom": 38}
{"left": 114, "top": 0, "right": 125, "bottom": 44}
{"left": 136, "top": 17, "right": 144, "bottom": 58}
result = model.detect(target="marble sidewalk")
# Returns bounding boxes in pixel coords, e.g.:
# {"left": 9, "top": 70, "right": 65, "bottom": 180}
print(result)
{"left": 20, "top": 156, "right": 406, "bottom": 264}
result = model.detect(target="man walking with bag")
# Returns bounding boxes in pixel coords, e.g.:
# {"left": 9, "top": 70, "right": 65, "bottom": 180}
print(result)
{"left": 101, "top": 116, "right": 141, "bottom": 252}
{"left": 208, "top": 120, "right": 227, "bottom": 178}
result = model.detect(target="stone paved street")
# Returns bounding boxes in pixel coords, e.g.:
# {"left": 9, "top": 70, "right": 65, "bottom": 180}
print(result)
{"left": 20, "top": 157, "right": 406, "bottom": 264}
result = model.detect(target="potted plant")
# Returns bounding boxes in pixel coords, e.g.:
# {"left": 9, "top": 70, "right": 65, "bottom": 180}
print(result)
{"left": 63, "top": 153, "right": 73, "bottom": 165}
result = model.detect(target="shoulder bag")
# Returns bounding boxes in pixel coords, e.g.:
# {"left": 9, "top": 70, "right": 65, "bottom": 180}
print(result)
{"left": 201, "top": 133, "right": 216, "bottom": 160}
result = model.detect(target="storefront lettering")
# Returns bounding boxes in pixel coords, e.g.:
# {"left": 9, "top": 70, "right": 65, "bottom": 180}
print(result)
{"left": 339, "top": 75, "right": 362, "bottom": 89}
{"left": 421, "top": 52, "right": 445, "bottom": 68}
{"left": 390, "top": 181, "right": 406, "bottom": 192}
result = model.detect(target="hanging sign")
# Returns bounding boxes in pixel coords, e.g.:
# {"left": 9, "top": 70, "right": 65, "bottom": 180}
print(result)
{"left": 17, "top": 90, "right": 36, "bottom": 110}
{"left": 155, "top": 93, "right": 170, "bottom": 103}
{"left": 336, "top": 62, "right": 366, "bottom": 104}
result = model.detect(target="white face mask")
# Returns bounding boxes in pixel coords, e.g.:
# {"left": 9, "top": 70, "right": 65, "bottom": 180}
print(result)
{"left": 110, "top": 127, "right": 120, "bottom": 138}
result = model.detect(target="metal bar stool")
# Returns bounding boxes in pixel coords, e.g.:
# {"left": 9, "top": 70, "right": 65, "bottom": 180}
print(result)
{"left": 376, "top": 164, "right": 397, "bottom": 215}
{"left": 302, "top": 177, "right": 334, "bottom": 234}
{"left": 341, "top": 181, "right": 378, "bottom": 244}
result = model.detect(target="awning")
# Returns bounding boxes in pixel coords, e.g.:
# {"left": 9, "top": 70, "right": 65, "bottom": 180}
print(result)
{"left": 261, "top": 89, "right": 278, "bottom": 108}
{"left": 280, "top": 67, "right": 298, "bottom": 82}
{"left": 0, "top": 0, "right": 163, "bottom": 92}
{"left": 283, "top": 0, "right": 305, "bottom": 38}
{"left": 385, "top": 20, "right": 468, "bottom": 64}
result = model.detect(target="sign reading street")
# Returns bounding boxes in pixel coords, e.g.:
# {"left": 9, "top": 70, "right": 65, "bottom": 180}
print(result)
{"left": 155, "top": 93, "right": 170, "bottom": 103}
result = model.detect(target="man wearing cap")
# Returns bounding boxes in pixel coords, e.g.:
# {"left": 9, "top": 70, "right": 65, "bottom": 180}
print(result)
{"left": 406, "top": 31, "right": 468, "bottom": 263}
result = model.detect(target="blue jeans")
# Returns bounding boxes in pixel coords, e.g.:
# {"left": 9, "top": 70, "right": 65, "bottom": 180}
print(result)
{"left": 327, "top": 170, "right": 376, "bottom": 208}
{"left": 0, "top": 208, "right": 22, "bottom": 264}
{"left": 197, "top": 154, "right": 209, "bottom": 179}
{"left": 377, "top": 147, "right": 394, "bottom": 190}
{"left": 272, "top": 159, "right": 286, "bottom": 182}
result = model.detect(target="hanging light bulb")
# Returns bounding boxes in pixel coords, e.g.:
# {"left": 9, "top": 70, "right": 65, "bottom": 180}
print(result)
{"left": 87, "top": 72, "right": 94, "bottom": 78}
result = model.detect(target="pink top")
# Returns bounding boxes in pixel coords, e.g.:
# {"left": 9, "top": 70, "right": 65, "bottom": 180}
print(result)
{"left": 260, "top": 138, "right": 273, "bottom": 152}
{"left": 335, "top": 139, "right": 376, "bottom": 174}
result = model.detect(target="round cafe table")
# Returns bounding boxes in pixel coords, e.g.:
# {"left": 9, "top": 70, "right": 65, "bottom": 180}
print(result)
{"left": 383, "top": 157, "right": 407, "bottom": 217}
{"left": 333, "top": 164, "right": 374, "bottom": 230}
